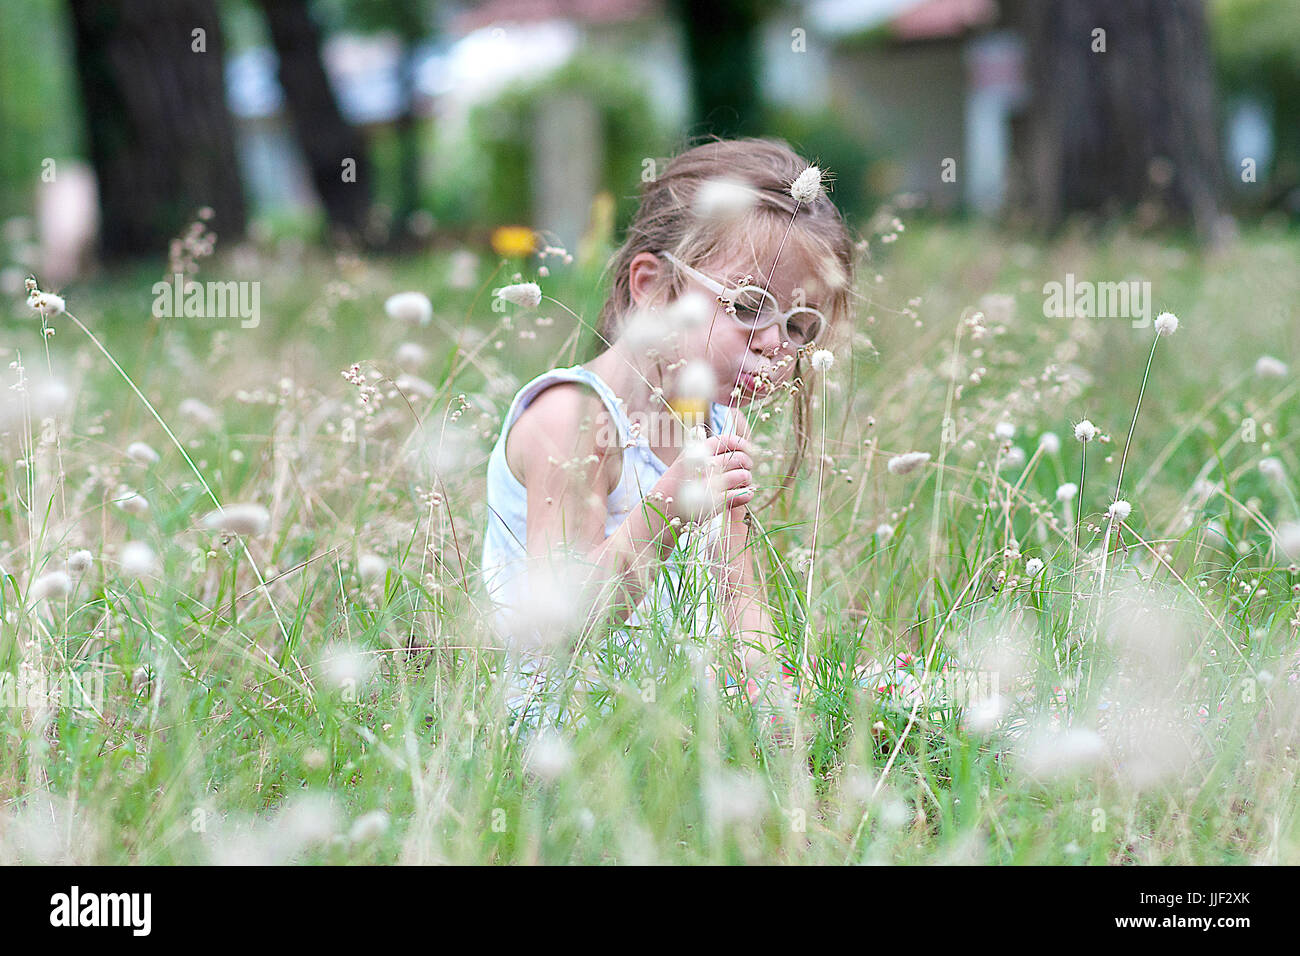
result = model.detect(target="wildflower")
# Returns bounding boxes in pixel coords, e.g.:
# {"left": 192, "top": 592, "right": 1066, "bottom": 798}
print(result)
{"left": 27, "top": 287, "right": 66, "bottom": 316}
{"left": 115, "top": 489, "right": 150, "bottom": 516}
{"left": 1275, "top": 522, "right": 1300, "bottom": 562}
{"left": 1038, "top": 432, "right": 1060, "bottom": 455}
{"left": 29, "top": 570, "right": 72, "bottom": 602}
{"left": 1025, "top": 557, "right": 1044, "bottom": 578}
{"left": 525, "top": 729, "right": 574, "bottom": 783}
{"left": 119, "top": 541, "right": 158, "bottom": 579}
{"left": 1019, "top": 728, "right": 1106, "bottom": 780}
{"left": 395, "top": 342, "right": 429, "bottom": 372}
{"left": 1153, "top": 311, "right": 1179, "bottom": 336}
{"left": 490, "top": 225, "right": 537, "bottom": 258}
{"left": 321, "top": 644, "right": 375, "bottom": 691}
{"left": 790, "top": 166, "right": 824, "bottom": 204}
{"left": 383, "top": 291, "right": 433, "bottom": 326}
{"left": 495, "top": 282, "right": 542, "bottom": 309}
{"left": 875, "top": 522, "right": 895, "bottom": 543}
{"left": 348, "top": 810, "right": 390, "bottom": 844}
{"left": 1108, "top": 499, "right": 1132, "bottom": 522}
{"left": 1056, "top": 482, "right": 1078, "bottom": 502}
{"left": 693, "top": 177, "right": 757, "bottom": 221}
{"left": 202, "top": 503, "right": 270, "bottom": 536}
{"left": 994, "top": 421, "right": 1015, "bottom": 441}
{"left": 810, "top": 349, "right": 834, "bottom": 372}
{"left": 126, "top": 441, "right": 160, "bottom": 465}
{"left": 357, "top": 553, "right": 387, "bottom": 584}
{"left": 888, "top": 451, "right": 931, "bottom": 476}
{"left": 1254, "top": 355, "right": 1288, "bottom": 378}
{"left": 1259, "top": 457, "right": 1286, "bottom": 483}
{"left": 664, "top": 291, "right": 711, "bottom": 330}
{"left": 1073, "top": 419, "right": 1097, "bottom": 442}
{"left": 179, "top": 398, "right": 220, "bottom": 428}
{"left": 66, "top": 549, "right": 94, "bottom": 574}
{"left": 998, "top": 446, "right": 1026, "bottom": 471}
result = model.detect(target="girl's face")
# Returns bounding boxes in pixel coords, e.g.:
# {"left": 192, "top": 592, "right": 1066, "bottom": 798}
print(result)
{"left": 669, "top": 244, "right": 827, "bottom": 406}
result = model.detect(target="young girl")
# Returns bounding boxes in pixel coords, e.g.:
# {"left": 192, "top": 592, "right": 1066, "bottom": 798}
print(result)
{"left": 481, "top": 137, "right": 856, "bottom": 719}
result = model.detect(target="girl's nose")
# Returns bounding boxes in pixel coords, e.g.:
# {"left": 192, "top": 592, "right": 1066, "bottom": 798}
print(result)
{"left": 750, "top": 322, "right": 783, "bottom": 355}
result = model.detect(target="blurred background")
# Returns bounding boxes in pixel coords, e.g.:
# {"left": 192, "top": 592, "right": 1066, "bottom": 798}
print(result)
{"left": 0, "top": 0, "right": 1297, "bottom": 288}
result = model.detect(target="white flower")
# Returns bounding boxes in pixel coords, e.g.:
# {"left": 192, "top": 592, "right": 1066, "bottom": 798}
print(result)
{"left": 887, "top": 451, "right": 931, "bottom": 476}
{"left": 1056, "top": 482, "right": 1078, "bottom": 502}
{"left": 126, "top": 441, "right": 160, "bottom": 465}
{"left": 1024, "top": 557, "right": 1044, "bottom": 578}
{"left": 29, "top": 570, "right": 72, "bottom": 602}
{"left": 115, "top": 489, "right": 150, "bottom": 516}
{"left": 358, "top": 553, "right": 387, "bottom": 584}
{"left": 383, "top": 291, "right": 433, "bottom": 326}
{"left": 395, "top": 342, "right": 429, "bottom": 372}
{"left": 120, "top": 541, "right": 158, "bottom": 579}
{"left": 998, "top": 446, "right": 1026, "bottom": 471}
{"left": 994, "top": 421, "right": 1016, "bottom": 441}
{"left": 1073, "top": 419, "right": 1097, "bottom": 442}
{"left": 348, "top": 810, "right": 389, "bottom": 844}
{"left": 790, "top": 166, "right": 824, "bottom": 204}
{"left": 1153, "top": 311, "right": 1179, "bottom": 337}
{"left": 875, "top": 522, "right": 895, "bottom": 543}
{"left": 202, "top": 502, "right": 270, "bottom": 536}
{"left": 1038, "top": 431, "right": 1061, "bottom": 455}
{"left": 810, "top": 349, "right": 835, "bottom": 372}
{"left": 1108, "top": 499, "right": 1132, "bottom": 522}
{"left": 1259, "top": 457, "right": 1286, "bottom": 483}
{"left": 1254, "top": 355, "right": 1288, "bottom": 378}
{"left": 693, "top": 177, "right": 757, "bottom": 221}
{"left": 27, "top": 289, "right": 65, "bottom": 316}
{"left": 494, "top": 282, "right": 542, "bottom": 309}
{"left": 66, "top": 549, "right": 94, "bottom": 574}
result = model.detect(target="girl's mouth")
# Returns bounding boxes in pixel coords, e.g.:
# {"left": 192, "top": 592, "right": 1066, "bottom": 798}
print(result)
{"left": 738, "top": 371, "right": 768, "bottom": 395}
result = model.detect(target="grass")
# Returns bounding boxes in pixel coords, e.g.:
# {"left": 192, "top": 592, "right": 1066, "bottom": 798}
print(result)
{"left": 1, "top": 216, "right": 1298, "bottom": 864}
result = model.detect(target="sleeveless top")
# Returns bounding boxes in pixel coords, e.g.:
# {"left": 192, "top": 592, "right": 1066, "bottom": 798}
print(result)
{"left": 481, "top": 364, "right": 737, "bottom": 640}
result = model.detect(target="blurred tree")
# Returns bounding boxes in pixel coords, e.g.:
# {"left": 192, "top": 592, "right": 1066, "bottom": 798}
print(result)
{"left": 253, "top": 0, "right": 374, "bottom": 242}
{"left": 1011, "top": 0, "right": 1223, "bottom": 241}
{"left": 670, "top": 0, "right": 774, "bottom": 138}
{"left": 66, "top": 0, "right": 245, "bottom": 258}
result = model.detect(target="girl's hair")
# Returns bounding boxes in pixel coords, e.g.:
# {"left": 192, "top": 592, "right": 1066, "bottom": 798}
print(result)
{"left": 597, "top": 135, "right": 859, "bottom": 505}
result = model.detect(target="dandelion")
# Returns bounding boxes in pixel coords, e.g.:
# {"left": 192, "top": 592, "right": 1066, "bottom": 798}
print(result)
{"left": 1038, "top": 431, "right": 1061, "bottom": 455}
{"left": 490, "top": 225, "right": 537, "bottom": 258}
{"left": 994, "top": 421, "right": 1016, "bottom": 441}
{"left": 494, "top": 282, "right": 542, "bottom": 309}
{"left": 1025, "top": 557, "right": 1044, "bottom": 578}
{"left": 1255, "top": 355, "right": 1288, "bottom": 378}
{"left": 126, "top": 441, "right": 160, "bottom": 465}
{"left": 1259, "top": 457, "right": 1286, "bottom": 483}
{"left": 1108, "top": 499, "right": 1132, "bottom": 522}
{"left": 29, "top": 570, "right": 72, "bottom": 602}
{"left": 348, "top": 810, "right": 390, "bottom": 844}
{"left": 887, "top": 451, "right": 931, "bottom": 476}
{"left": 810, "top": 348, "right": 835, "bottom": 372}
{"left": 1153, "top": 311, "right": 1179, "bottom": 337}
{"left": 790, "top": 166, "right": 824, "bottom": 204}
{"left": 384, "top": 291, "right": 433, "bottom": 326}
{"left": 1056, "top": 482, "right": 1078, "bottom": 501}
{"left": 693, "top": 177, "right": 757, "bottom": 221}
{"left": 875, "top": 522, "right": 895, "bottom": 543}
{"left": 119, "top": 541, "right": 158, "bottom": 579}
{"left": 1074, "top": 420, "right": 1097, "bottom": 442}
{"left": 66, "top": 549, "right": 94, "bottom": 574}
{"left": 202, "top": 502, "right": 270, "bottom": 536}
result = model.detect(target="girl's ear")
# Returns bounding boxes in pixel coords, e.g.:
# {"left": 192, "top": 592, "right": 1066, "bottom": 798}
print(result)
{"left": 628, "top": 252, "right": 666, "bottom": 310}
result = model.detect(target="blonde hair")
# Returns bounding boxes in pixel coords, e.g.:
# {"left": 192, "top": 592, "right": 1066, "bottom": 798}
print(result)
{"left": 597, "top": 135, "right": 858, "bottom": 504}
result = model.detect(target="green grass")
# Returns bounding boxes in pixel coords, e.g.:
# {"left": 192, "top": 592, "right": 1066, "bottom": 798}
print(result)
{"left": 1, "top": 218, "right": 1298, "bottom": 864}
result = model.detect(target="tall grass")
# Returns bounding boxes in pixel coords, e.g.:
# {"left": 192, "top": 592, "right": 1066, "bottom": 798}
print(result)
{"left": 1, "top": 220, "right": 1298, "bottom": 864}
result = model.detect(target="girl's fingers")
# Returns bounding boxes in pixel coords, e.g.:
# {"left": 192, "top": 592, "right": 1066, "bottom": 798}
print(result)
{"left": 711, "top": 451, "right": 753, "bottom": 473}
{"left": 720, "top": 468, "right": 752, "bottom": 491}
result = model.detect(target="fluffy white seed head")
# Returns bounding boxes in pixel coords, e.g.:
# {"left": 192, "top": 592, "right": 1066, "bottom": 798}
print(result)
{"left": 28, "top": 289, "right": 65, "bottom": 316}
{"left": 66, "top": 549, "right": 94, "bottom": 574}
{"left": 675, "top": 360, "right": 717, "bottom": 404}
{"left": 1038, "top": 431, "right": 1061, "bottom": 455}
{"left": 395, "top": 341, "right": 429, "bottom": 372}
{"left": 887, "top": 451, "right": 931, "bottom": 476}
{"left": 790, "top": 166, "right": 824, "bottom": 204}
{"left": 1025, "top": 557, "right": 1044, "bottom": 578}
{"left": 693, "top": 177, "right": 758, "bottom": 221}
{"left": 120, "top": 541, "right": 158, "bottom": 579}
{"left": 1056, "top": 482, "right": 1078, "bottom": 502}
{"left": 525, "top": 729, "right": 574, "bottom": 783}
{"left": 348, "top": 810, "right": 390, "bottom": 844}
{"left": 30, "top": 570, "right": 72, "bottom": 602}
{"left": 1259, "top": 457, "right": 1286, "bottom": 483}
{"left": 1153, "top": 311, "right": 1179, "bottom": 337}
{"left": 1254, "top": 355, "right": 1288, "bottom": 378}
{"left": 357, "top": 553, "right": 387, "bottom": 584}
{"left": 1275, "top": 521, "right": 1300, "bottom": 561}
{"left": 126, "top": 441, "right": 160, "bottom": 465}
{"left": 179, "top": 398, "right": 220, "bottom": 429}
{"left": 1108, "top": 499, "right": 1132, "bottom": 521}
{"left": 115, "top": 489, "right": 150, "bottom": 516}
{"left": 494, "top": 282, "right": 542, "bottom": 309}
{"left": 202, "top": 503, "right": 271, "bottom": 536}
{"left": 383, "top": 291, "right": 433, "bottom": 326}
{"left": 1018, "top": 728, "right": 1106, "bottom": 780}
{"left": 1074, "top": 419, "right": 1097, "bottom": 442}
{"left": 875, "top": 522, "right": 895, "bottom": 543}
{"left": 994, "top": 421, "right": 1016, "bottom": 441}
{"left": 810, "top": 349, "right": 835, "bottom": 372}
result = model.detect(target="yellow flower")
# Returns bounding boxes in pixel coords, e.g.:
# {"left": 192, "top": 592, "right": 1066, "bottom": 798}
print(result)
{"left": 491, "top": 226, "right": 537, "bottom": 258}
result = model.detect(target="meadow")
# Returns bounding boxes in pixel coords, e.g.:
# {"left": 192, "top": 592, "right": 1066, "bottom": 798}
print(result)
{"left": 2, "top": 214, "right": 1298, "bottom": 864}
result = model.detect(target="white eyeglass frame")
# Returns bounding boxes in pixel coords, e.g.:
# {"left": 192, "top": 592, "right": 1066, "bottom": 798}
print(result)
{"left": 657, "top": 250, "right": 826, "bottom": 347}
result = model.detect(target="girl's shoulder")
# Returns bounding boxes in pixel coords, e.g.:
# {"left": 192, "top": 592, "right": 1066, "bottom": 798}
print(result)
{"left": 503, "top": 368, "right": 625, "bottom": 490}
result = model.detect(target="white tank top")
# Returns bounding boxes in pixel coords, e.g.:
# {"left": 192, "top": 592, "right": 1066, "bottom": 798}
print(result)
{"left": 481, "top": 364, "right": 737, "bottom": 639}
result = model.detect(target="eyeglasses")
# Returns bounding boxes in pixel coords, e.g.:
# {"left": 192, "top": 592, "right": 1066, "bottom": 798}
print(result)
{"left": 657, "top": 251, "right": 826, "bottom": 347}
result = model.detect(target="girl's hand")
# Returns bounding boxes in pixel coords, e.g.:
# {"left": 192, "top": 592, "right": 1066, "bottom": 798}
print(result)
{"left": 654, "top": 433, "right": 758, "bottom": 525}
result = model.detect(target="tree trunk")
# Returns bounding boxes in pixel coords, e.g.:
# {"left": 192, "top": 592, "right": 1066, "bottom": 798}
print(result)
{"left": 255, "top": 0, "right": 373, "bottom": 242}
{"left": 671, "top": 0, "right": 766, "bottom": 138}
{"left": 1013, "top": 0, "right": 1223, "bottom": 240}
{"left": 66, "top": 0, "right": 246, "bottom": 259}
